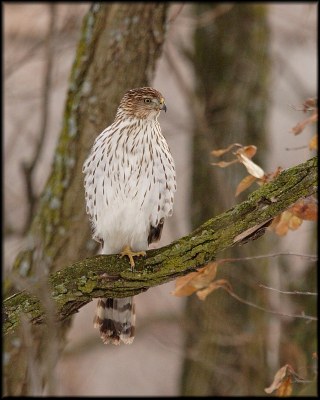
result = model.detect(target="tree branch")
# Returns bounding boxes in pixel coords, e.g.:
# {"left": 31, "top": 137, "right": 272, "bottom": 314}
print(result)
{"left": 4, "top": 4, "right": 169, "bottom": 395}
{"left": 21, "top": 4, "right": 57, "bottom": 233}
{"left": 3, "top": 156, "right": 317, "bottom": 336}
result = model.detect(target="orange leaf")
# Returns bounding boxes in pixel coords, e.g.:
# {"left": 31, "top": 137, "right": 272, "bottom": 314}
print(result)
{"left": 288, "top": 214, "right": 303, "bottom": 231}
{"left": 273, "top": 211, "right": 292, "bottom": 236}
{"left": 172, "top": 262, "right": 218, "bottom": 297}
{"left": 235, "top": 175, "right": 257, "bottom": 196}
{"left": 171, "top": 272, "right": 199, "bottom": 297}
{"left": 271, "top": 208, "right": 306, "bottom": 236}
{"left": 268, "top": 215, "right": 281, "bottom": 231}
{"left": 289, "top": 197, "right": 318, "bottom": 221}
{"left": 292, "top": 120, "right": 309, "bottom": 135}
{"left": 196, "top": 279, "right": 232, "bottom": 301}
{"left": 265, "top": 364, "right": 294, "bottom": 395}
{"left": 309, "top": 134, "right": 317, "bottom": 150}
{"left": 242, "top": 145, "right": 258, "bottom": 159}
{"left": 265, "top": 364, "right": 304, "bottom": 396}
{"left": 211, "top": 159, "right": 239, "bottom": 168}
{"left": 303, "top": 97, "right": 317, "bottom": 111}
{"left": 291, "top": 113, "right": 318, "bottom": 135}
{"left": 276, "top": 376, "right": 293, "bottom": 397}
{"left": 211, "top": 143, "right": 241, "bottom": 157}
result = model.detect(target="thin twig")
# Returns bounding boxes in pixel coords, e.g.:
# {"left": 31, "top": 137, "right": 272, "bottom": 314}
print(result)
{"left": 285, "top": 145, "right": 309, "bottom": 150}
{"left": 167, "top": 3, "right": 185, "bottom": 25}
{"left": 176, "top": 4, "right": 234, "bottom": 29}
{"left": 258, "top": 284, "right": 317, "bottom": 296}
{"left": 213, "top": 252, "right": 317, "bottom": 318}
{"left": 195, "top": 4, "right": 234, "bottom": 28}
{"left": 5, "top": 39, "right": 44, "bottom": 79}
{"left": 224, "top": 286, "right": 317, "bottom": 322}
{"left": 21, "top": 4, "right": 56, "bottom": 233}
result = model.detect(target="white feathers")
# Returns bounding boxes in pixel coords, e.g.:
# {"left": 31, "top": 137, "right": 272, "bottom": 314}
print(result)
{"left": 82, "top": 116, "right": 176, "bottom": 254}
{"left": 93, "top": 297, "right": 135, "bottom": 345}
{"left": 83, "top": 89, "right": 176, "bottom": 345}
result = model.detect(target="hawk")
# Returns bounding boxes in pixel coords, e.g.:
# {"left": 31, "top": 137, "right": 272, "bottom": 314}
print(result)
{"left": 82, "top": 87, "right": 176, "bottom": 345}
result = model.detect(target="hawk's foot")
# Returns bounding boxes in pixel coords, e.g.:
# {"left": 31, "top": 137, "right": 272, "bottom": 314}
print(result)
{"left": 120, "top": 246, "right": 146, "bottom": 269}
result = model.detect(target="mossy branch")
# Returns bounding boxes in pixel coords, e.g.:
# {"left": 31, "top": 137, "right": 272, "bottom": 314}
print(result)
{"left": 4, "top": 4, "right": 169, "bottom": 396}
{"left": 3, "top": 157, "right": 317, "bottom": 336}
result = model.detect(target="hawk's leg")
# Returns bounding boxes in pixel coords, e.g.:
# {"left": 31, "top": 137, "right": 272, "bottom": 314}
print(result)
{"left": 120, "top": 245, "right": 146, "bottom": 269}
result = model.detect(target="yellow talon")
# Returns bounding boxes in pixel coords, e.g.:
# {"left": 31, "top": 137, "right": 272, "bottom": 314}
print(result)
{"left": 120, "top": 246, "right": 146, "bottom": 268}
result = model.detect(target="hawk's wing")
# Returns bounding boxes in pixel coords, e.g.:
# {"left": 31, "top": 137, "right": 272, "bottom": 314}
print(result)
{"left": 148, "top": 217, "right": 164, "bottom": 245}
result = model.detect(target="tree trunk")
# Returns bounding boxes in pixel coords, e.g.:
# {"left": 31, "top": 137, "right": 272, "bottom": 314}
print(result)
{"left": 4, "top": 3, "right": 168, "bottom": 395}
{"left": 181, "top": 4, "right": 271, "bottom": 395}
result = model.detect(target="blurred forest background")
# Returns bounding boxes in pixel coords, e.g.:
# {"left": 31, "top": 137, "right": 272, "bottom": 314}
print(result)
{"left": 4, "top": 2, "right": 317, "bottom": 396}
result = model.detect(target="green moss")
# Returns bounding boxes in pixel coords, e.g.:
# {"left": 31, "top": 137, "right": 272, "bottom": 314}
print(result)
{"left": 77, "top": 278, "right": 97, "bottom": 294}
{"left": 4, "top": 153, "right": 316, "bottom": 335}
{"left": 53, "top": 284, "right": 68, "bottom": 295}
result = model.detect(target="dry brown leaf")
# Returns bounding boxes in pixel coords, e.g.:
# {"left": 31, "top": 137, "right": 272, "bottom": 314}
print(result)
{"left": 236, "top": 151, "right": 265, "bottom": 178}
{"left": 265, "top": 364, "right": 304, "bottom": 396}
{"left": 288, "top": 214, "right": 303, "bottom": 230}
{"left": 309, "top": 134, "right": 317, "bottom": 150}
{"left": 269, "top": 215, "right": 281, "bottom": 231}
{"left": 171, "top": 272, "right": 199, "bottom": 297}
{"left": 172, "top": 262, "right": 218, "bottom": 297}
{"left": 276, "top": 376, "right": 293, "bottom": 397}
{"left": 235, "top": 174, "right": 257, "bottom": 196}
{"left": 211, "top": 159, "right": 239, "bottom": 168}
{"left": 242, "top": 145, "right": 258, "bottom": 159}
{"left": 273, "top": 212, "right": 290, "bottom": 236}
{"left": 211, "top": 144, "right": 265, "bottom": 180}
{"left": 292, "top": 120, "right": 309, "bottom": 135}
{"left": 303, "top": 97, "right": 317, "bottom": 111}
{"left": 291, "top": 113, "right": 318, "bottom": 135}
{"left": 265, "top": 364, "right": 292, "bottom": 395}
{"left": 211, "top": 143, "right": 241, "bottom": 157}
{"left": 289, "top": 197, "right": 318, "bottom": 221}
{"left": 196, "top": 279, "right": 232, "bottom": 300}
{"left": 271, "top": 210, "right": 303, "bottom": 236}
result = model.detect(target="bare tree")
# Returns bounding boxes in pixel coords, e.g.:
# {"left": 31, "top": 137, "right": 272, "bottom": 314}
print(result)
{"left": 181, "top": 3, "right": 272, "bottom": 396}
{"left": 4, "top": 3, "right": 168, "bottom": 395}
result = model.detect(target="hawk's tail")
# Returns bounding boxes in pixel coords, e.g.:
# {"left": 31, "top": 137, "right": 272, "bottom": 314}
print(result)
{"left": 93, "top": 297, "right": 135, "bottom": 345}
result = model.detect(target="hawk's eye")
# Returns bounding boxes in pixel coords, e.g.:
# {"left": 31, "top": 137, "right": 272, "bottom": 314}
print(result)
{"left": 144, "top": 98, "right": 151, "bottom": 104}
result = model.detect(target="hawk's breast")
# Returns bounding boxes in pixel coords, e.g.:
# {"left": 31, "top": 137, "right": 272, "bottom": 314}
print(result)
{"left": 83, "top": 117, "right": 176, "bottom": 252}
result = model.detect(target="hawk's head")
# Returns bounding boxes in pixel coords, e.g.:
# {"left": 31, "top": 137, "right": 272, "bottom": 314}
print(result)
{"left": 117, "top": 87, "right": 167, "bottom": 120}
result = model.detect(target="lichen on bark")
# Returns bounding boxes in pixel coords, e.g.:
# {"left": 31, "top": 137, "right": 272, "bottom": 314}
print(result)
{"left": 4, "top": 156, "right": 317, "bottom": 337}
{"left": 4, "top": 3, "right": 168, "bottom": 395}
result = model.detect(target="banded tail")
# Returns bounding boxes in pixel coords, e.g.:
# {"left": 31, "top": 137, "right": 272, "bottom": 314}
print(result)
{"left": 93, "top": 297, "right": 135, "bottom": 345}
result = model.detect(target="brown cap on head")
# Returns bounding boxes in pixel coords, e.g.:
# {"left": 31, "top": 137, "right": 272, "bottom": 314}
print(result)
{"left": 117, "top": 87, "right": 167, "bottom": 119}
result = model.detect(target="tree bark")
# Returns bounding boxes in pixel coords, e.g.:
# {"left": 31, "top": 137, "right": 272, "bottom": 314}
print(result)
{"left": 181, "top": 4, "right": 271, "bottom": 395}
{"left": 4, "top": 3, "right": 168, "bottom": 395}
{"left": 3, "top": 156, "right": 317, "bottom": 335}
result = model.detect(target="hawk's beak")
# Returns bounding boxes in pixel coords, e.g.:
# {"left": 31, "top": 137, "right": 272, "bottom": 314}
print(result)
{"left": 161, "top": 102, "right": 167, "bottom": 113}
